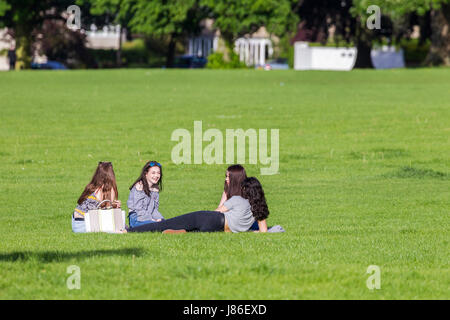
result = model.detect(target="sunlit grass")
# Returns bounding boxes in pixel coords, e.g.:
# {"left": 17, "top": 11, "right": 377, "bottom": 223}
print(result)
{"left": 0, "top": 68, "right": 449, "bottom": 299}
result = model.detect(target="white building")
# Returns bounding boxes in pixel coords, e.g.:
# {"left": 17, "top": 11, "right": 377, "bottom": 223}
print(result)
{"left": 186, "top": 21, "right": 275, "bottom": 66}
{"left": 85, "top": 24, "right": 126, "bottom": 50}
{"left": 0, "top": 24, "right": 125, "bottom": 71}
{"left": 0, "top": 28, "right": 14, "bottom": 70}
{"left": 187, "top": 35, "right": 219, "bottom": 58}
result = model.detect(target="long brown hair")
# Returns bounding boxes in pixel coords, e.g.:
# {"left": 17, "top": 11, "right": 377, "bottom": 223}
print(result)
{"left": 129, "top": 160, "right": 163, "bottom": 196}
{"left": 224, "top": 164, "right": 247, "bottom": 199}
{"left": 77, "top": 162, "right": 118, "bottom": 206}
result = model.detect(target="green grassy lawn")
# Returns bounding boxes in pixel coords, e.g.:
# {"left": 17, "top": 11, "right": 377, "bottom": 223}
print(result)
{"left": 0, "top": 68, "right": 448, "bottom": 299}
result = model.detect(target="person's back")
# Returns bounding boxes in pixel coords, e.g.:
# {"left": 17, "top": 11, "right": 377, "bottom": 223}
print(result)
{"left": 74, "top": 192, "right": 100, "bottom": 218}
{"left": 223, "top": 195, "right": 255, "bottom": 233}
{"left": 72, "top": 162, "right": 121, "bottom": 233}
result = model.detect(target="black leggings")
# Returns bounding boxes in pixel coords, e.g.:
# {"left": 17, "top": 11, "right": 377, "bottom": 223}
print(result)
{"left": 128, "top": 211, "right": 225, "bottom": 233}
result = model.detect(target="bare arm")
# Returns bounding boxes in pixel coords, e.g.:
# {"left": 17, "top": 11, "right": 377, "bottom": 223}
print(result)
{"left": 111, "top": 188, "right": 121, "bottom": 208}
{"left": 215, "top": 191, "right": 227, "bottom": 211}
{"left": 216, "top": 205, "right": 229, "bottom": 213}
{"left": 254, "top": 219, "right": 268, "bottom": 233}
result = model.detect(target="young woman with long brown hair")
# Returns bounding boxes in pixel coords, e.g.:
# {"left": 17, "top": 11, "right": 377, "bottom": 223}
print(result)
{"left": 216, "top": 164, "right": 247, "bottom": 210}
{"left": 72, "top": 161, "right": 121, "bottom": 233}
{"left": 127, "top": 160, "right": 165, "bottom": 227}
{"left": 216, "top": 165, "right": 268, "bottom": 232}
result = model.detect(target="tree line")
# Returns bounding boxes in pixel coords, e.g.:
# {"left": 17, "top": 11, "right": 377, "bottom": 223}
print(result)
{"left": 0, "top": 0, "right": 448, "bottom": 69}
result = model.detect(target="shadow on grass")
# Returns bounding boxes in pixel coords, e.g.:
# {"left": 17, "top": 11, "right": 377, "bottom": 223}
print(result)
{"left": 385, "top": 166, "right": 448, "bottom": 180}
{"left": 349, "top": 148, "right": 411, "bottom": 160}
{"left": 0, "top": 248, "right": 144, "bottom": 263}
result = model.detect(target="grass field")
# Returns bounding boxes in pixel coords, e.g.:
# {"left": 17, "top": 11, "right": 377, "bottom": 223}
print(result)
{"left": 0, "top": 68, "right": 449, "bottom": 299}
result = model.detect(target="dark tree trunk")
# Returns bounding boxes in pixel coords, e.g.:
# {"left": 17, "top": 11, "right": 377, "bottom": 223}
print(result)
{"left": 354, "top": 40, "right": 374, "bottom": 68}
{"left": 15, "top": 25, "right": 33, "bottom": 69}
{"left": 425, "top": 4, "right": 450, "bottom": 66}
{"left": 166, "top": 34, "right": 176, "bottom": 68}
{"left": 419, "top": 10, "right": 431, "bottom": 46}
{"left": 354, "top": 21, "right": 374, "bottom": 68}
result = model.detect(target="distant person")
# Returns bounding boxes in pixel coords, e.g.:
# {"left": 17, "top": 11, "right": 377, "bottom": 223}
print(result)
{"left": 127, "top": 161, "right": 165, "bottom": 227}
{"left": 7, "top": 45, "right": 16, "bottom": 71}
{"left": 124, "top": 177, "right": 269, "bottom": 234}
{"left": 72, "top": 162, "right": 121, "bottom": 233}
{"left": 216, "top": 164, "right": 268, "bottom": 232}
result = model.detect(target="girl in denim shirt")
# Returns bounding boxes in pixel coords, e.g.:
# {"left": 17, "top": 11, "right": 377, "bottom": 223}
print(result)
{"left": 127, "top": 161, "right": 165, "bottom": 227}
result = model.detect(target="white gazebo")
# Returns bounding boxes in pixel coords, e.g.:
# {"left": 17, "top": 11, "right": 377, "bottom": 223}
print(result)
{"left": 234, "top": 37, "right": 273, "bottom": 66}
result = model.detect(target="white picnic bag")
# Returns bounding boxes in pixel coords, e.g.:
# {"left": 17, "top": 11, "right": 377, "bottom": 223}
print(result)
{"left": 85, "top": 200, "right": 126, "bottom": 233}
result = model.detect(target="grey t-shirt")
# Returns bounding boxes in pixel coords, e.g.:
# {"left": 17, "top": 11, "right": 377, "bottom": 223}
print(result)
{"left": 127, "top": 186, "right": 164, "bottom": 222}
{"left": 223, "top": 196, "right": 255, "bottom": 233}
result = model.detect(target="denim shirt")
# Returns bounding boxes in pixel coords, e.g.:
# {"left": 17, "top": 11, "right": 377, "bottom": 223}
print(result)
{"left": 127, "top": 186, "right": 164, "bottom": 222}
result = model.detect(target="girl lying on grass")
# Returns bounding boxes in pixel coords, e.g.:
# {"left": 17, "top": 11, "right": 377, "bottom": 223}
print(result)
{"left": 72, "top": 161, "right": 121, "bottom": 233}
{"left": 124, "top": 176, "right": 269, "bottom": 234}
{"left": 127, "top": 160, "right": 165, "bottom": 227}
{"left": 216, "top": 164, "right": 268, "bottom": 232}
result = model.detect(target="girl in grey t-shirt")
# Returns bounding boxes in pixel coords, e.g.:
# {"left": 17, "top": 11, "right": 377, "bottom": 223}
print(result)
{"left": 127, "top": 161, "right": 165, "bottom": 227}
{"left": 216, "top": 165, "right": 268, "bottom": 232}
{"left": 222, "top": 196, "right": 254, "bottom": 233}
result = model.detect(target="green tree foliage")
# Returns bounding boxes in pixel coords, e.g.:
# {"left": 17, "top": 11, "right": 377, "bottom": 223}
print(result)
{"left": 351, "top": 0, "right": 448, "bottom": 17}
{"left": 0, "top": 0, "right": 79, "bottom": 68}
{"left": 205, "top": 0, "right": 299, "bottom": 48}
{"left": 78, "top": 0, "right": 137, "bottom": 67}
{"left": 351, "top": 0, "right": 450, "bottom": 65}
{"left": 124, "top": 0, "right": 209, "bottom": 67}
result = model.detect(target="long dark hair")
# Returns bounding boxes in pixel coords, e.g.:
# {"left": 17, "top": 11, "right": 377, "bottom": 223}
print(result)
{"left": 224, "top": 164, "right": 247, "bottom": 199}
{"left": 241, "top": 177, "right": 269, "bottom": 221}
{"left": 78, "top": 162, "right": 118, "bottom": 206}
{"left": 129, "top": 160, "right": 163, "bottom": 196}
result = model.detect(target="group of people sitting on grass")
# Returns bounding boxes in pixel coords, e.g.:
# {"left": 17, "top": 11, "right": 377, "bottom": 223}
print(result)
{"left": 72, "top": 161, "right": 272, "bottom": 234}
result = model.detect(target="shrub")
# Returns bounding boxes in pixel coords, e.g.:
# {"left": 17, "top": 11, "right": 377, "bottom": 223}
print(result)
{"left": 400, "top": 39, "right": 430, "bottom": 67}
{"left": 206, "top": 51, "right": 247, "bottom": 69}
{"left": 87, "top": 38, "right": 166, "bottom": 68}
{"left": 32, "top": 19, "right": 92, "bottom": 68}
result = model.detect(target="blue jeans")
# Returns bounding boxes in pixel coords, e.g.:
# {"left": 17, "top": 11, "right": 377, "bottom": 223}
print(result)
{"left": 249, "top": 221, "right": 259, "bottom": 231}
{"left": 128, "top": 212, "right": 158, "bottom": 228}
{"left": 72, "top": 216, "right": 86, "bottom": 233}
